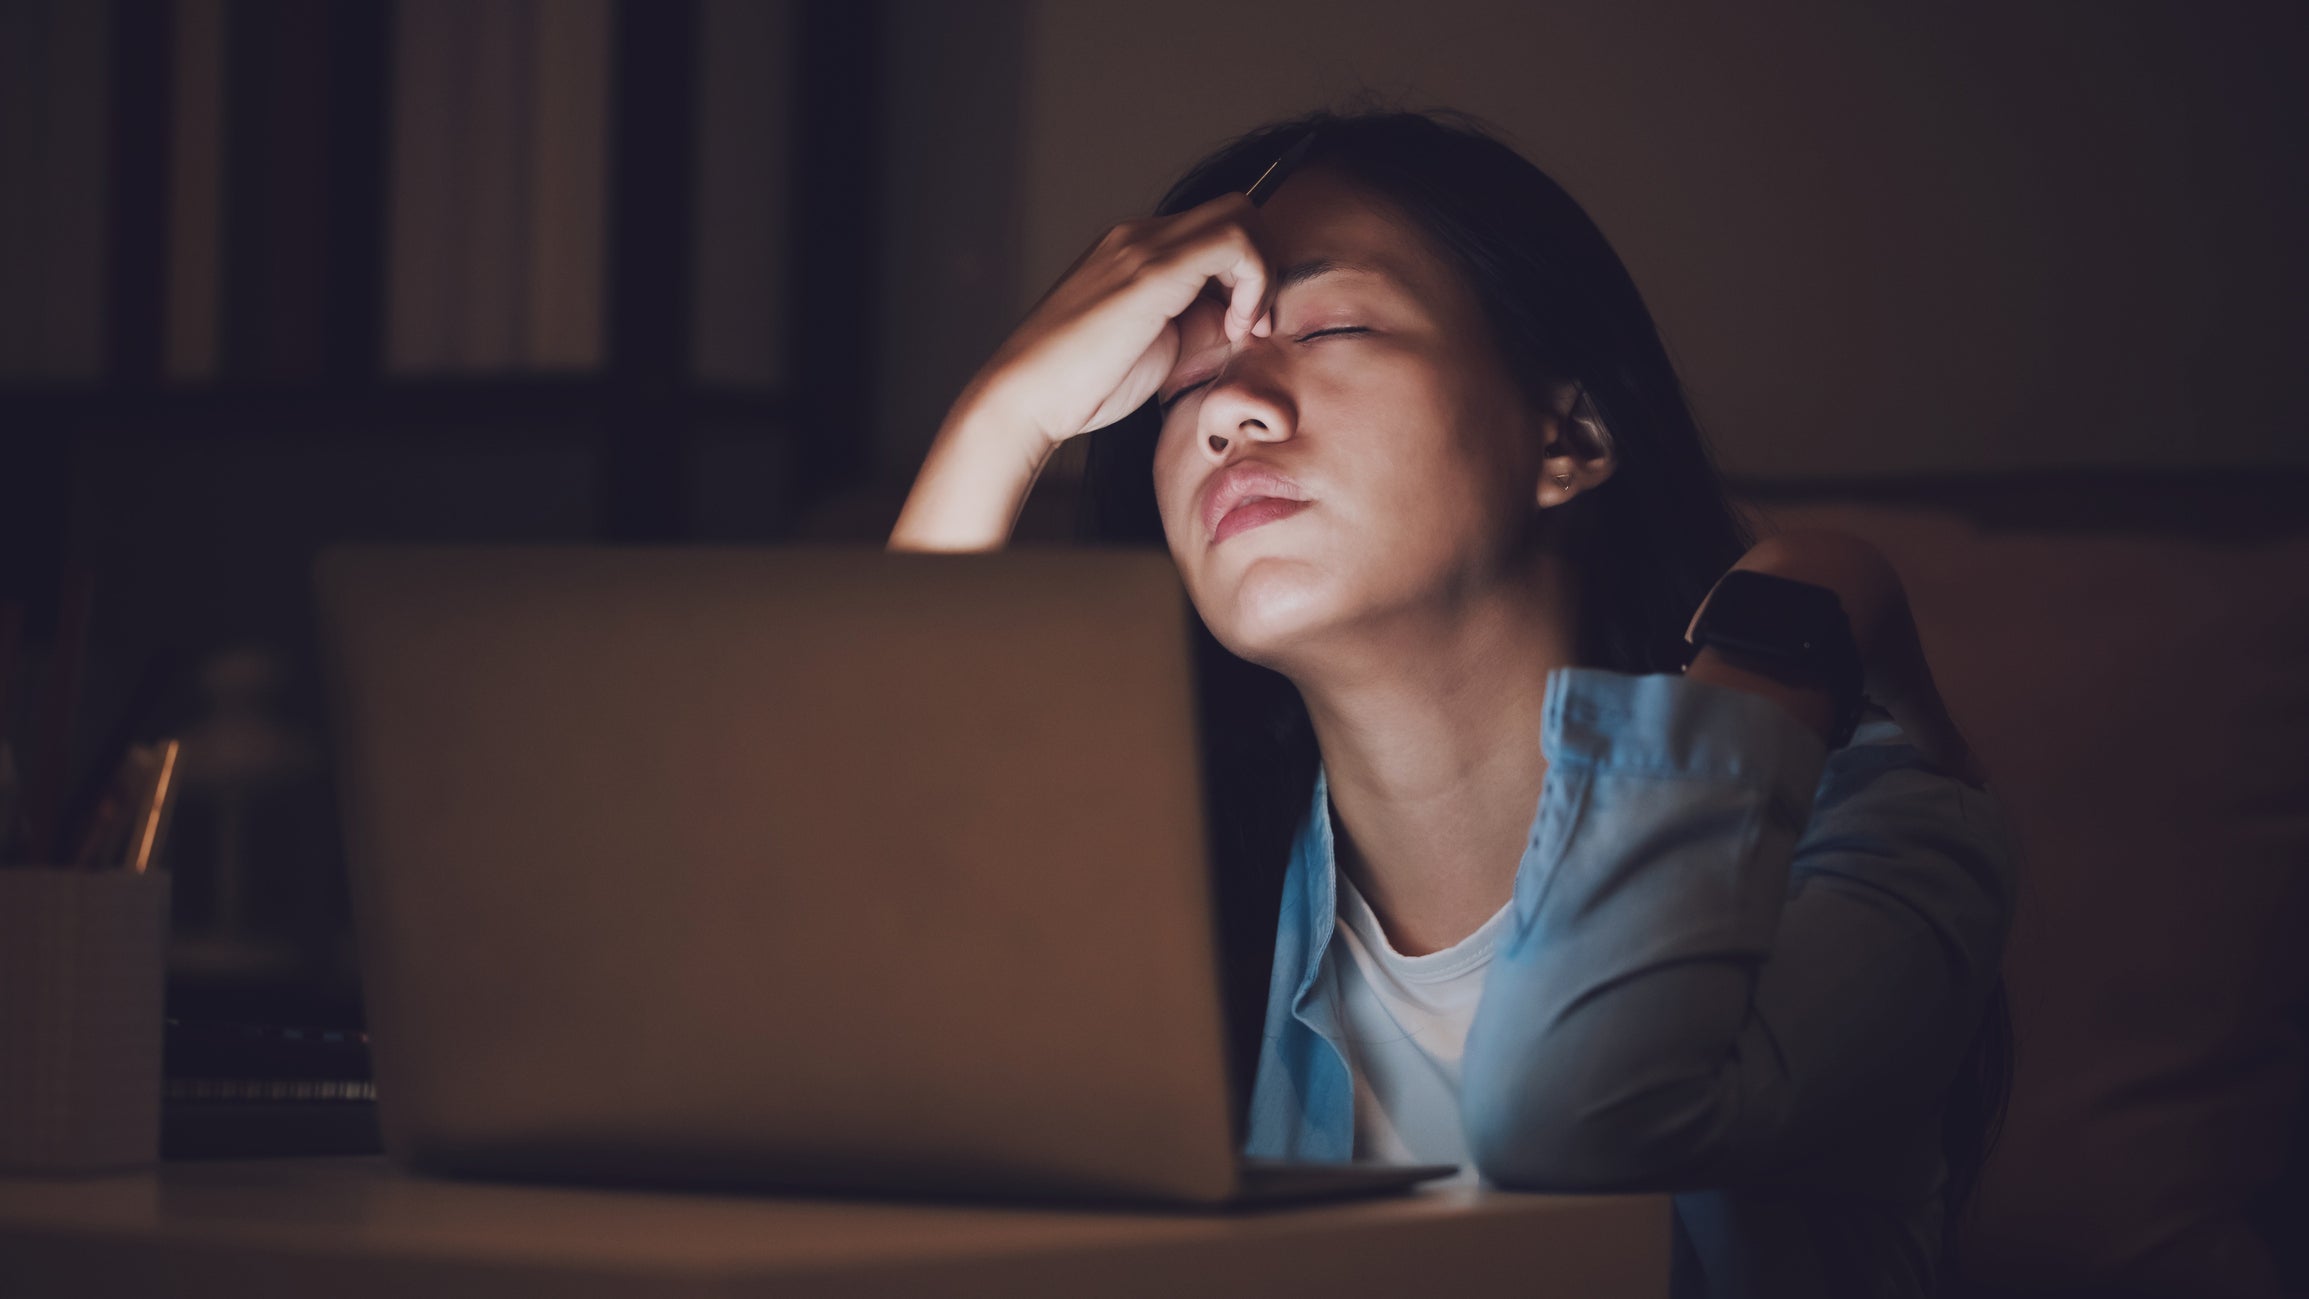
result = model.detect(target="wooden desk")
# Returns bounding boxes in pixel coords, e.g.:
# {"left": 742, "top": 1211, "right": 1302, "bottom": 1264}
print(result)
{"left": 0, "top": 1157, "right": 1668, "bottom": 1296}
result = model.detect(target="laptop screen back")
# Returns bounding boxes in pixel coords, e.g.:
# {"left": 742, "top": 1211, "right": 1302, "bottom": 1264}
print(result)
{"left": 315, "top": 546, "right": 1239, "bottom": 1202}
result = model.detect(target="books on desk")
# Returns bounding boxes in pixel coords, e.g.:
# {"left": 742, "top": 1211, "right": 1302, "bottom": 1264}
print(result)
{"left": 162, "top": 1020, "right": 381, "bottom": 1160}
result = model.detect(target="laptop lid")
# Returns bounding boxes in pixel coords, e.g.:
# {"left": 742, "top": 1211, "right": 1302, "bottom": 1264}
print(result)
{"left": 315, "top": 546, "right": 1241, "bottom": 1203}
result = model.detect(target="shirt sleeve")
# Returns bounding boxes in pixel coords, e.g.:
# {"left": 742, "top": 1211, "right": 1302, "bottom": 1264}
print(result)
{"left": 1459, "top": 666, "right": 2017, "bottom": 1192}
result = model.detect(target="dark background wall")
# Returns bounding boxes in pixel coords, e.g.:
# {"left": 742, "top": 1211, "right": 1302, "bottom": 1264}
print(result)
{"left": 981, "top": 0, "right": 2309, "bottom": 481}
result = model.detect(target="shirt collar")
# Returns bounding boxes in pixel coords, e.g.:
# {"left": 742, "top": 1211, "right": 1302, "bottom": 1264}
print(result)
{"left": 1285, "top": 763, "right": 1341, "bottom": 1017}
{"left": 1287, "top": 755, "right": 1551, "bottom": 1019}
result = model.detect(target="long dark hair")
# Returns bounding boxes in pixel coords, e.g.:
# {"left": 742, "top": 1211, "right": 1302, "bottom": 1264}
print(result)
{"left": 1076, "top": 107, "right": 2007, "bottom": 1266}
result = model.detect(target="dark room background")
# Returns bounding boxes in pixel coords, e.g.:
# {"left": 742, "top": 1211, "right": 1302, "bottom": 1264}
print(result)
{"left": 3, "top": 0, "right": 2305, "bottom": 1027}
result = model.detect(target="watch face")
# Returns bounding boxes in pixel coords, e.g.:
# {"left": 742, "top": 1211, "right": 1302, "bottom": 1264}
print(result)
{"left": 1704, "top": 571, "right": 1846, "bottom": 656}
{"left": 1695, "top": 570, "right": 1865, "bottom": 746}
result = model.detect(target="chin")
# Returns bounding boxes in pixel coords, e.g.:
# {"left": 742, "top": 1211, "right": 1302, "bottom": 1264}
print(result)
{"left": 1193, "top": 554, "right": 1342, "bottom": 670}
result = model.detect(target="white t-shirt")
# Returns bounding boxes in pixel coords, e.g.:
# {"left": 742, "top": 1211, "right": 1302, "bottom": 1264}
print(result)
{"left": 1328, "top": 870, "right": 1516, "bottom": 1186}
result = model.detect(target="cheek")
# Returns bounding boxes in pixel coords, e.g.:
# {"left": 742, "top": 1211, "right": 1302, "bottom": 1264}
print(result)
{"left": 1337, "top": 368, "right": 1520, "bottom": 558}
{"left": 1347, "top": 368, "right": 1473, "bottom": 496}
{"left": 1150, "top": 421, "right": 1199, "bottom": 543}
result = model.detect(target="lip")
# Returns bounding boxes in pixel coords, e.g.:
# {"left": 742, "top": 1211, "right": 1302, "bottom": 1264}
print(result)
{"left": 1213, "top": 496, "right": 1311, "bottom": 544}
{"left": 1200, "top": 462, "right": 1313, "bottom": 544}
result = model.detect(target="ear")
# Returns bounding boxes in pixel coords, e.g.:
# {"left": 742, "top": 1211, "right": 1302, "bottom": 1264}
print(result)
{"left": 1535, "top": 384, "right": 1618, "bottom": 509}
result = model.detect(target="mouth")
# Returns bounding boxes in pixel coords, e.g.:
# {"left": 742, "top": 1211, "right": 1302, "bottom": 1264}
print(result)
{"left": 1201, "top": 463, "right": 1313, "bottom": 545}
{"left": 1213, "top": 496, "right": 1312, "bottom": 544}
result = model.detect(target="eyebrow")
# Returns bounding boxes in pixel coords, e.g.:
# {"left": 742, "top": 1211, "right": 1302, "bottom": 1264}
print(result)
{"left": 1277, "top": 257, "right": 1385, "bottom": 290}
{"left": 1196, "top": 258, "right": 1388, "bottom": 307}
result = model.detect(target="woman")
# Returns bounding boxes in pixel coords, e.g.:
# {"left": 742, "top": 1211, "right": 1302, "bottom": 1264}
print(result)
{"left": 890, "top": 109, "right": 2016, "bottom": 1299}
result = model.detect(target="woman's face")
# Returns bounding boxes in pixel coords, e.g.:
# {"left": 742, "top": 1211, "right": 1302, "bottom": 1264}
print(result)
{"left": 1151, "top": 166, "right": 1556, "bottom": 670}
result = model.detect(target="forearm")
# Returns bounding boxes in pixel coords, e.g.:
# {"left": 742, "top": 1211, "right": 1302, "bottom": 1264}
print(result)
{"left": 1461, "top": 669, "right": 1828, "bottom": 1189}
{"left": 1461, "top": 668, "right": 2010, "bottom": 1192}
{"left": 886, "top": 396, "right": 1054, "bottom": 553}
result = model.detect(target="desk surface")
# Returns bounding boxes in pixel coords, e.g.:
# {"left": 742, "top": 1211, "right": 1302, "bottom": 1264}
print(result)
{"left": 0, "top": 1157, "right": 1668, "bottom": 1298}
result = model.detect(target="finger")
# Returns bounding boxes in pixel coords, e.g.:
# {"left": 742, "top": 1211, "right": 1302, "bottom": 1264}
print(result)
{"left": 1220, "top": 231, "right": 1268, "bottom": 345}
{"left": 1162, "top": 198, "right": 1268, "bottom": 343}
{"left": 1247, "top": 277, "right": 1278, "bottom": 338}
{"left": 1164, "top": 223, "right": 1267, "bottom": 345}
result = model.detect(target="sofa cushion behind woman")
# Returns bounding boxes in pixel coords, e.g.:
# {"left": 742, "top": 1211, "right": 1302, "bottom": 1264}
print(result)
{"left": 1738, "top": 470, "right": 2309, "bottom": 1299}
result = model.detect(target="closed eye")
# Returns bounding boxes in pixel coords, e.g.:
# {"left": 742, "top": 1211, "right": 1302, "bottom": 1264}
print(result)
{"left": 1156, "top": 384, "right": 1208, "bottom": 416}
{"left": 1156, "top": 327, "right": 1370, "bottom": 414}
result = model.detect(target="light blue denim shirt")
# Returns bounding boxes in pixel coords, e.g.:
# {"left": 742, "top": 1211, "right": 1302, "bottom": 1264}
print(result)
{"left": 1242, "top": 666, "right": 2019, "bottom": 1299}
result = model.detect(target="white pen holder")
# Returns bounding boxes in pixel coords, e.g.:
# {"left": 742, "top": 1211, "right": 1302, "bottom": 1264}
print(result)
{"left": 0, "top": 867, "right": 170, "bottom": 1173}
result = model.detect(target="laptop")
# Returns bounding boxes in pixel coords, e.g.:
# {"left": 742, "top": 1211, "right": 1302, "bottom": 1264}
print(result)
{"left": 314, "top": 545, "right": 1453, "bottom": 1205}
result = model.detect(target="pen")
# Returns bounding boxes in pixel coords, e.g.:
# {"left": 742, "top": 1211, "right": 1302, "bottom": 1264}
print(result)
{"left": 71, "top": 743, "right": 152, "bottom": 870}
{"left": 57, "top": 651, "right": 181, "bottom": 863}
{"left": 129, "top": 739, "right": 181, "bottom": 874}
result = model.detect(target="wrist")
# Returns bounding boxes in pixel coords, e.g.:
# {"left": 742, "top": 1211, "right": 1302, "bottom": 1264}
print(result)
{"left": 888, "top": 395, "right": 1057, "bottom": 553}
{"left": 944, "top": 373, "right": 1068, "bottom": 459}
{"left": 1681, "top": 646, "right": 1838, "bottom": 748}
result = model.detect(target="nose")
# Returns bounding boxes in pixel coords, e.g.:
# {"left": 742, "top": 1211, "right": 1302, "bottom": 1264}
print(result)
{"left": 1196, "top": 358, "right": 1295, "bottom": 460}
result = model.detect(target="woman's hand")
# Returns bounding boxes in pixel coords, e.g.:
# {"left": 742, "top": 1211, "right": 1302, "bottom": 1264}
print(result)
{"left": 889, "top": 193, "right": 1280, "bottom": 551}
{"left": 977, "top": 191, "right": 1279, "bottom": 447}
{"left": 1685, "top": 530, "right": 1991, "bottom": 789}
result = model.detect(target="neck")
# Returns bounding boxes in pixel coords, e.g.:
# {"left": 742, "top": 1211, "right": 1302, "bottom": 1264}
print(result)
{"left": 1288, "top": 548, "right": 1580, "bottom": 956}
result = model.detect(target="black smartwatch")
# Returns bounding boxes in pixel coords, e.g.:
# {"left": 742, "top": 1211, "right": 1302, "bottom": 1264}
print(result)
{"left": 1683, "top": 569, "right": 1867, "bottom": 749}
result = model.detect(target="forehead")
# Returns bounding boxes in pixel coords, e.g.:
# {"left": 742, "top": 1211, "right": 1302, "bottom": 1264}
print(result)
{"left": 1228, "top": 165, "right": 1460, "bottom": 306}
